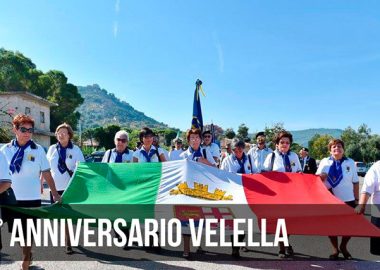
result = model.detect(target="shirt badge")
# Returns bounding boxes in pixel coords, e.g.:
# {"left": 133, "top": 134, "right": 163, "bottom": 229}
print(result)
{"left": 27, "top": 155, "right": 35, "bottom": 162}
{"left": 291, "top": 161, "right": 295, "bottom": 167}
{"left": 346, "top": 166, "right": 350, "bottom": 172}
{"left": 68, "top": 154, "right": 73, "bottom": 159}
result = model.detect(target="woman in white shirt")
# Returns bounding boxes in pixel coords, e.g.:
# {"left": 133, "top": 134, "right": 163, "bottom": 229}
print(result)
{"left": 46, "top": 123, "right": 84, "bottom": 254}
{"left": 102, "top": 130, "right": 133, "bottom": 163}
{"left": 263, "top": 130, "right": 301, "bottom": 258}
{"left": 220, "top": 138, "right": 250, "bottom": 258}
{"left": 180, "top": 128, "right": 216, "bottom": 259}
{"left": 169, "top": 138, "right": 184, "bottom": 161}
{"left": 0, "top": 151, "right": 14, "bottom": 251}
{"left": 317, "top": 139, "right": 359, "bottom": 260}
{"left": 355, "top": 161, "right": 380, "bottom": 255}
{"left": 221, "top": 138, "right": 251, "bottom": 174}
{"left": 133, "top": 127, "right": 166, "bottom": 163}
{"left": 263, "top": 130, "right": 301, "bottom": 173}
{"left": 1, "top": 114, "right": 61, "bottom": 270}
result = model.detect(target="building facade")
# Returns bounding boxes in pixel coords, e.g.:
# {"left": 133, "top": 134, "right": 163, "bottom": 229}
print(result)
{"left": 0, "top": 92, "right": 57, "bottom": 149}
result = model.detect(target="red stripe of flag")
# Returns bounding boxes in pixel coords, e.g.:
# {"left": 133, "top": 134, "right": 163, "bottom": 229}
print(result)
{"left": 242, "top": 172, "right": 380, "bottom": 237}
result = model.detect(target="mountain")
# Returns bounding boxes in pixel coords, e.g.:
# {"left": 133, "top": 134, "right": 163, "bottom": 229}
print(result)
{"left": 291, "top": 128, "right": 343, "bottom": 146}
{"left": 77, "top": 85, "right": 168, "bottom": 129}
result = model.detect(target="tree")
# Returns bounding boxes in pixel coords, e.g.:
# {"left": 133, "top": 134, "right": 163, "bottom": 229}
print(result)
{"left": 308, "top": 134, "right": 333, "bottom": 160}
{"left": 341, "top": 124, "right": 375, "bottom": 162}
{"left": 204, "top": 124, "right": 224, "bottom": 141}
{"left": 237, "top": 123, "right": 249, "bottom": 141}
{"left": 224, "top": 128, "right": 236, "bottom": 139}
{"left": 154, "top": 128, "right": 178, "bottom": 147}
{"left": 345, "top": 143, "right": 363, "bottom": 162}
{"left": 291, "top": 142, "right": 303, "bottom": 153}
{"left": 264, "top": 122, "right": 285, "bottom": 149}
{"left": 0, "top": 48, "right": 36, "bottom": 92}
{"left": 0, "top": 49, "right": 84, "bottom": 131}
{"left": 365, "top": 135, "right": 380, "bottom": 162}
{"left": 91, "top": 125, "right": 121, "bottom": 150}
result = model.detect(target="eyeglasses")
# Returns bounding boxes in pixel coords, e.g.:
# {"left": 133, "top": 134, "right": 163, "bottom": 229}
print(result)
{"left": 279, "top": 140, "right": 290, "bottom": 145}
{"left": 18, "top": 127, "right": 34, "bottom": 134}
{"left": 57, "top": 131, "right": 68, "bottom": 136}
{"left": 116, "top": 138, "right": 127, "bottom": 143}
{"left": 203, "top": 135, "right": 212, "bottom": 138}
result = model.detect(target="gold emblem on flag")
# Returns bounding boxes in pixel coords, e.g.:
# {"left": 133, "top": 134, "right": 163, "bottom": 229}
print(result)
{"left": 170, "top": 182, "right": 233, "bottom": 201}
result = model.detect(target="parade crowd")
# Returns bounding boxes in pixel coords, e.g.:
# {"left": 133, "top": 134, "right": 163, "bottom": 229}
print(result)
{"left": 0, "top": 114, "right": 380, "bottom": 269}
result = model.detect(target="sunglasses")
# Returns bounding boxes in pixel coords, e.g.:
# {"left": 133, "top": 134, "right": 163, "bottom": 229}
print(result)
{"left": 116, "top": 138, "right": 127, "bottom": 143}
{"left": 18, "top": 127, "right": 34, "bottom": 134}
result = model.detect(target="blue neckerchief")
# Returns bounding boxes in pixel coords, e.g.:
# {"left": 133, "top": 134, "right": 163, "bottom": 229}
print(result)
{"left": 9, "top": 139, "right": 35, "bottom": 174}
{"left": 114, "top": 148, "right": 129, "bottom": 163}
{"left": 280, "top": 151, "right": 292, "bottom": 172}
{"left": 327, "top": 156, "right": 347, "bottom": 188}
{"left": 141, "top": 147, "right": 157, "bottom": 162}
{"left": 57, "top": 141, "right": 73, "bottom": 174}
{"left": 233, "top": 153, "right": 247, "bottom": 174}
{"left": 189, "top": 147, "right": 202, "bottom": 160}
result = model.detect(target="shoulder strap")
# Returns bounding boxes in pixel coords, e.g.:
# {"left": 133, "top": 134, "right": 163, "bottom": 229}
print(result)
{"left": 269, "top": 152, "right": 275, "bottom": 172}
{"left": 202, "top": 148, "right": 207, "bottom": 159}
{"left": 156, "top": 148, "right": 161, "bottom": 162}
{"left": 248, "top": 154, "right": 253, "bottom": 173}
{"left": 107, "top": 149, "right": 112, "bottom": 163}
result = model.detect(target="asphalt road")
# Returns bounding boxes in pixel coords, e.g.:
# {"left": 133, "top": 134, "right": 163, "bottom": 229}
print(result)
{"left": 1, "top": 176, "right": 380, "bottom": 269}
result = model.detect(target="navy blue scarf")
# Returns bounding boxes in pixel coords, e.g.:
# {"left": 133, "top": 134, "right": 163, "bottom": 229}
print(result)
{"left": 9, "top": 139, "right": 36, "bottom": 174}
{"left": 57, "top": 141, "right": 73, "bottom": 174}
{"left": 115, "top": 148, "right": 129, "bottom": 163}
{"left": 327, "top": 156, "right": 347, "bottom": 188}
{"left": 233, "top": 153, "right": 247, "bottom": 174}
{"left": 141, "top": 147, "right": 157, "bottom": 162}
{"left": 280, "top": 151, "right": 292, "bottom": 172}
{"left": 189, "top": 147, "right": 202, "bottom": 161}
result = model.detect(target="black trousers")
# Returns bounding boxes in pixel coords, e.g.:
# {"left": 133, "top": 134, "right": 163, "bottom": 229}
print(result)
{"left": 370, "top": 216, "right": 380, "bottom": 255}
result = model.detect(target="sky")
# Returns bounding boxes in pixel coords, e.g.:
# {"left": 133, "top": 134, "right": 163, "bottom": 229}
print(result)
{"left": 1, "top": 0, "right": 379, "bottom": 133}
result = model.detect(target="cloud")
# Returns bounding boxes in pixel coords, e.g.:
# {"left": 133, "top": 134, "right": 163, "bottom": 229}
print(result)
{"left": 115, "top": 0, "right": 120, "bottom": 14}
{"left": 213, "top": 32, "right": 224, "bottom": 73}
{"left": 113, "top": 21, "right": 118, "bottom": 38}
{"left": 112, "top": 0, "right": 120, "bottom": 38}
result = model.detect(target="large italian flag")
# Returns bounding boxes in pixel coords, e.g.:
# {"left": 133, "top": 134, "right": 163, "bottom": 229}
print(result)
{"left": 26, "top": 160, "right": 380, "bottom": 237}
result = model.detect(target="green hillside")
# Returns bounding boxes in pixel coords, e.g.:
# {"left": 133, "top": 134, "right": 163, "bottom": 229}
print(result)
{"left": 291, "top": 128, "right": 343, "bottom": 146}
{"left": 77, "top": 85, "right": 168, "bottom": 129}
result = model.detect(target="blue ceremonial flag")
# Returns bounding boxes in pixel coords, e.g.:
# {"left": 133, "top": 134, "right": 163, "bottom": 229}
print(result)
{"left": 191, "top": 79, "right": 204, "bottom": 131}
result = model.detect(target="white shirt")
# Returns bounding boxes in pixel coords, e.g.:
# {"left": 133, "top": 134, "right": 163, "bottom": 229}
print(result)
{"left": 169, "top": 149, "right": 184, "bottom": 161}
{"left": 247, "top": 145, "right": 273, "bottom": 173}
{"left": 1, "top": 141, "right": 50, "bottom": 200}
{"left": 0, "top": 151, "right": 11, "bottom": 183}
{"left": 316, "top": 157, "right": 359, "bottom": 202}
{"left": 102, "top": 148, "right": 134, "bottom": 163}
{"left": 361, "top": 161, "right": 380, "bottom": 217}
{"left": 220, "top": 153, "right": 251, "bottom": 174}
{"left": 263, "top": 150, "right": 302, "bottom": 173}
{"left": 180, "top": 146, "right": 216, "bottom": 166}
{"left": 158, "top": 146, "right": 169, "bottom": 161}
{"left": 46, "top": 143, "right": 85, "bottom": 191}
{"left": 202, "top": 143, "right": 220, "bottom": 160}
{"left": 133, "top": 145, "right": 164, "bottom": 163}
